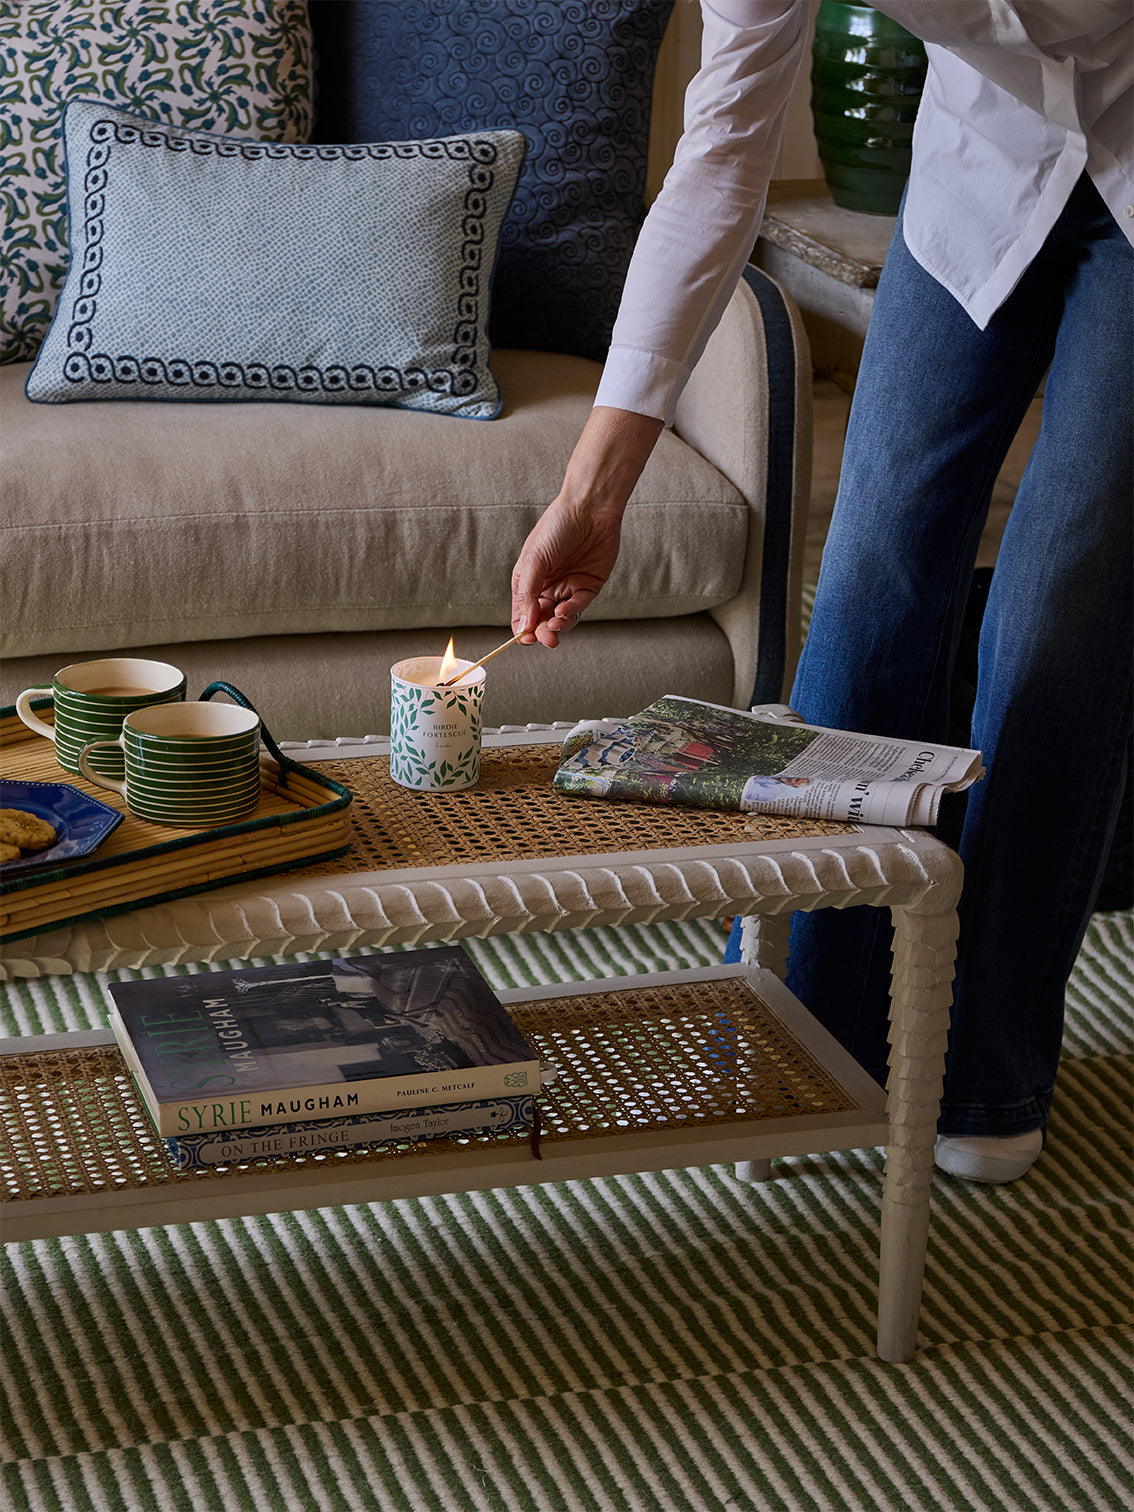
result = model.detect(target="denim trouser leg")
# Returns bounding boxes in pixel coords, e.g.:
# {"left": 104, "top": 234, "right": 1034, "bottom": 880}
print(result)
{"left": 757, "top": 176, "right": 1132, "bottom": 1137}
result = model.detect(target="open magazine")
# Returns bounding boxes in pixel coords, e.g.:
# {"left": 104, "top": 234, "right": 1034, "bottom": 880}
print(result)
{"left": 553, "top": 697, "right": 985, "bottom": 827}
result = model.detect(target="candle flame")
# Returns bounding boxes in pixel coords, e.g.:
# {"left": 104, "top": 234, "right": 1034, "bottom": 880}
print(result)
{"left": 438, "top": 636, "right": 462, "bottom": 684}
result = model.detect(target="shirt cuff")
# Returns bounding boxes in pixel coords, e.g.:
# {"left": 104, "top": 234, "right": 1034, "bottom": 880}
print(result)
{"left": 593, "top": 347, "right": 692, "bottom": 427}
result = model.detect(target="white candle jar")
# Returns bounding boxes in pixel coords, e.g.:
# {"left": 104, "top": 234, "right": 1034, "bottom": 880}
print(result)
{"left": 389, "top": 657, "right": 486, "bottom": 791}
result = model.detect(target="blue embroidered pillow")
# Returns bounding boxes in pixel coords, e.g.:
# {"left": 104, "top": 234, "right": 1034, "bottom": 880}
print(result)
{"left": 0, "top": 0, "right": 314, "bottom": 365}
{"left": 25, "top": 102, "right": 526, "bottom": 417}
{"left": 310, "top": 0, "right": 674, "bottom": 363}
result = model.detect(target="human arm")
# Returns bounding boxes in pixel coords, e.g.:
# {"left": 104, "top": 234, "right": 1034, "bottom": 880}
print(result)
{"left": 510, "top": 2, "right": 809, "bottom": 645}
{"left": 596, "top": 0, "right": 810, "bottom": 424}
{"left": 510, "top": 405, "right": 664, "bottom": 647}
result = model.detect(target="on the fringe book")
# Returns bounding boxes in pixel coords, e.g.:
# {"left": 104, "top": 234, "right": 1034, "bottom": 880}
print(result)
{"left": 107, "top": 948, "right": 541, "bottom": 1136}
{"left": 553, "top": 696, "right": 984, "bottom": 827}
{"left": 164, "top": 1095, "right": 539, "bottom": 1169}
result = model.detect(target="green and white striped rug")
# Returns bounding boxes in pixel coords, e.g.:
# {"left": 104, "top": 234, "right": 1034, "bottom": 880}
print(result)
{"left": 3, "top": 909, "right": 1131, "bottom": 1512}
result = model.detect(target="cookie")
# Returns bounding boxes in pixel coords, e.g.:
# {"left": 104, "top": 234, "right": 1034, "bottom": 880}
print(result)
{"left": 0, "top": 841, "right": 21, "bottom": 863}
{"left": 0, "top": 809, "right": 57, "bottom": 852}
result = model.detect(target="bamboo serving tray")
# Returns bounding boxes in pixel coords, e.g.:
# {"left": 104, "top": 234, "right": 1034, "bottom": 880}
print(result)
{"left": 0, "top": 707, "right": 353, "bottom": 944}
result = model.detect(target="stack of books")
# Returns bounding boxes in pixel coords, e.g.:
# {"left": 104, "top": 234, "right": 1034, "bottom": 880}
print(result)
{"left": 106, "top": 947, "right": 543, "bottom": 1169}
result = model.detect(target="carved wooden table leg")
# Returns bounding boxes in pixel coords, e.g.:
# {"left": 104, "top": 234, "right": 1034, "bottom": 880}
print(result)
{"left": 733, "top": 838, "right": 960, "bottom": 1356}
{"left": 737, "top": 911, "right": 791, "bottom": 980}
{"left": 735, "top": 1157, "right": 774, "bottom": 1183}
{"left": 876, "top": 877, "right": 961, "bottom": 1362}
{"left": 735, "top": 911, "right": 793, "bottom": 1182}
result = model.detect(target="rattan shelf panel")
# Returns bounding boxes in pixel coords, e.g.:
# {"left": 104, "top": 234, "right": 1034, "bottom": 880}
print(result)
{"left": 523, "top": 978, "right": 855, "bottom": 1137}
{"left": 1, "top": 976, "right": 856, "bottom": 1204}
{"left": 296, "top": 746, "right": 855, "bottom": 876}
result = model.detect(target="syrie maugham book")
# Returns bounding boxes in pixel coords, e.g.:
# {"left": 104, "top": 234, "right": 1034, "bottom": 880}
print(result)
{"left": 107, "top": 948, "right": 540, "bottom": 1135}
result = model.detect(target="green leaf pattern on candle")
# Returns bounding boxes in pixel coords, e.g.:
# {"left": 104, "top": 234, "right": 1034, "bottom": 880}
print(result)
{"left": 390, "top": 673, "right": 483, "bottom": 789}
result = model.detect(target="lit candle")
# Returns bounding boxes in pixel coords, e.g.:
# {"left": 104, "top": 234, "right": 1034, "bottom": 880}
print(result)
{"left": 389, "top": 638, "right": 486, "bottom": 791}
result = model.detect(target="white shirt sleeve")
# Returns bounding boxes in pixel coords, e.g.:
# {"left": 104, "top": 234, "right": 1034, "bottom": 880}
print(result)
{"left": 595, "top": 0, "right": 1133, "bottom": 422}
{"left": 594, "top": 1, "right": 811, "bottom": 424}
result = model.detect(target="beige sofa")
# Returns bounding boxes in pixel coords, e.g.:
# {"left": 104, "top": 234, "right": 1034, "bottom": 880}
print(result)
{"left": 1, "top": 268, "right": 811, "bottom": 741}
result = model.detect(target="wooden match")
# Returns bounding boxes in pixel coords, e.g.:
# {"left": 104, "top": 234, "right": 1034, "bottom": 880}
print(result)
{"left": 440, "top": 632, "right": 523, "bottom": 686}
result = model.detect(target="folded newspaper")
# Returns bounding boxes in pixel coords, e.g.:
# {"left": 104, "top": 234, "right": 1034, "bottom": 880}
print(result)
{"left": 553, "top": 696, "right": 984, "bottom": 827}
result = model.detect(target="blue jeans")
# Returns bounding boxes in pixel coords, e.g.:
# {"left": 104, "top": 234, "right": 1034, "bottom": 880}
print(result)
{"left": 727, "top": 175, "right": 1133, "bottom": 1137}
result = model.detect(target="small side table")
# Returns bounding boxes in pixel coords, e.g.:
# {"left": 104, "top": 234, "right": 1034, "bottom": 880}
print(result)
{"left": 754, "top": 178, "right": 895, "bottom": 393}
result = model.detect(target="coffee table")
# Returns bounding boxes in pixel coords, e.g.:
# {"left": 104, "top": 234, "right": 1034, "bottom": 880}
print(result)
{"left": 0, "top": 727, "right": 962, "bottom": 1362}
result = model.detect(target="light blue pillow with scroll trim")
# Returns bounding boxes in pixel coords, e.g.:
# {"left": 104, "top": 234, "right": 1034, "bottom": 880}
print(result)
{"left": 26, "top": 101, "right": 526, "bottom": 418}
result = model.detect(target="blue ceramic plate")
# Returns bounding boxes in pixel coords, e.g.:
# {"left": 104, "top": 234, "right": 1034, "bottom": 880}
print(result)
{"left": 0, "top": 778, "right": 124, "bottom": 873}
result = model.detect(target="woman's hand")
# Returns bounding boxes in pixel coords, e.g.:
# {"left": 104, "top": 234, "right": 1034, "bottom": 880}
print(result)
{"left": 510, "top": 406, "right": 664, "bottom": 648}
{"left": 510, "top": 496, "right": 623, "bottom": 647}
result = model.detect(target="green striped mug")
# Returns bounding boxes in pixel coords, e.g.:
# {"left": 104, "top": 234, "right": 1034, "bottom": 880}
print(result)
{"left": 78, "top": 701, "right": 261, "bottom": 828}
{"left": 16, "top": 658, "right": 186, "bottom": 779}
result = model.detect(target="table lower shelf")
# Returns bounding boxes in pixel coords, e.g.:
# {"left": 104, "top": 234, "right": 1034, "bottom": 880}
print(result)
{"left": 1, "top": 965, "right": 887, "bottom": 1243}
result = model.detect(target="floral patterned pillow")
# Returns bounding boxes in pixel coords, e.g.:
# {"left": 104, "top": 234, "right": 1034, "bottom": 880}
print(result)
{"left": 0, "top": 0, "right": 314, "bottom": 364}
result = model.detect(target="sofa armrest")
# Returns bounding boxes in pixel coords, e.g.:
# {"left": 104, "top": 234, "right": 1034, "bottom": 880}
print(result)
{"left": 673, "top": 268, "right": 812, "bottom": 707}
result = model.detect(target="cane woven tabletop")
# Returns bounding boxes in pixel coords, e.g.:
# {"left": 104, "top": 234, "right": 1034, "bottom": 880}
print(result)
{"left": 295, "top": 746, "right": 855, "bottom": 878}
{"left": 1, "top": 976, "right": 856, "bottom": 1203}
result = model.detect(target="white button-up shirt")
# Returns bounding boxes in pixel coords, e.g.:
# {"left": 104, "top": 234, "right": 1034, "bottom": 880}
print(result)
{"left": 595, "top": 1, "right": 1134, "bottom": 424}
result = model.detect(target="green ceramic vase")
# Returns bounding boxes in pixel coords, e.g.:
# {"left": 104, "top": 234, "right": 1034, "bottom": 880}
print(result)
{"left": 811, "top": 1, "right": 927, "bottom": 215}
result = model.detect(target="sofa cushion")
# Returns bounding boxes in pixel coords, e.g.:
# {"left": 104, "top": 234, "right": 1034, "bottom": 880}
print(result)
{"left": 2, "top": 351, "right": 748, "bottom": 660}
{"left": 309, "top": 0, "right": 673, "bottom": 363}
{"left": 0, "top": 0, "right": 314, "bottom": 365}
{"left": 1, "top": 621, "right": 740, "bottom": 740}
{"left": 26, "top": 102, "right": 525, "bottom": 419}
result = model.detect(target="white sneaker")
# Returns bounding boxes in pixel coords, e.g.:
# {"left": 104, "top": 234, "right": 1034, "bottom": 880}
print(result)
{"left": 934, "top": 1129, "right": 1044, "bottom": 1184}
